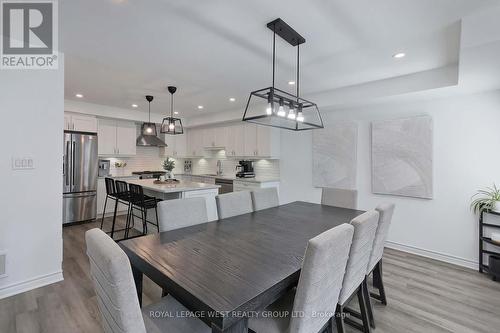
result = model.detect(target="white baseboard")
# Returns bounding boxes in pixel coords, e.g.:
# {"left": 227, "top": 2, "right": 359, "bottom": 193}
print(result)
{"left": 0, "top": 271, "right": 63, "bottom": 300}
{"left": 385, "top": 241, "right": 478, "bottom": 270}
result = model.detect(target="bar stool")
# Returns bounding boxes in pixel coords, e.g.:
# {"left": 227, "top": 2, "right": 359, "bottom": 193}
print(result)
{"left": 100, "top": 178, "right": 134, "bottom": 239}
{"left": 126, "top": 183, "right": 161, "bottom": 237}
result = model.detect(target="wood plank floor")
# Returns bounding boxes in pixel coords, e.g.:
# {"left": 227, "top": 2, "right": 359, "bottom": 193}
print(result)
{"left": 1, "top": 218, "right": 500, "bottom": 333}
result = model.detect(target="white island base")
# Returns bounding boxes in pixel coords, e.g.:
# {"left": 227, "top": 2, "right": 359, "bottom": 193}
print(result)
{"left": 127, "top": 179, "right": 221, "bottom": 223}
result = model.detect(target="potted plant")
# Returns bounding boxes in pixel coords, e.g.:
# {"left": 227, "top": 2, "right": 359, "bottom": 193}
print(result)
{"left": 162, "top": 157, "right": 175, "bottom": 179}
{"left": 114, "top": 161, "right": 127, "bottom": 176}
{"left": 470, "top": 184, "right": 500, "bottom": 214}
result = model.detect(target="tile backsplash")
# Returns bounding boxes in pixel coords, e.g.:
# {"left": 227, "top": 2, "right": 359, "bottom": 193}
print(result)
{"left": 106, "top": 147, "right": 280, "bottom": 179}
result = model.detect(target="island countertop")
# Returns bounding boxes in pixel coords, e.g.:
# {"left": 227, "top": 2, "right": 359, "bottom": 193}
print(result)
{"left": 126, "top": 179, "right": 220, "bottom": 193}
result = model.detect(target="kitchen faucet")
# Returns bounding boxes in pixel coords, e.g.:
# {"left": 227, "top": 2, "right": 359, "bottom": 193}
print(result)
{"left": 216, "top": 160, "right": 223, "bottom": 176}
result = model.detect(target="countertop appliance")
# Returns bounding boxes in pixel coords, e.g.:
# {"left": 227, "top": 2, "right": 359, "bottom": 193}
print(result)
{"left": 184, "top": 160, "right": 192, "bottom": 174}
{"left": 63, "top": 131, "right": 98, "bottom": 224}
{"left": 215, "top": 178, "right": 233, "bottom": 194}
{"left": 236, "top": 160, "right": 255, "bottom": 178}
{"left": 131, "top": 171, "right": 166, "bottom": 179}
{"left": 98, "top": 159, "right": 110, "bottom": 177}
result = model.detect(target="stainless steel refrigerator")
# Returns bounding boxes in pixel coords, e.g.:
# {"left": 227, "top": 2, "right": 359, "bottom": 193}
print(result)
{"left": 63, "top": 132, "right": 98, "bottom": 224}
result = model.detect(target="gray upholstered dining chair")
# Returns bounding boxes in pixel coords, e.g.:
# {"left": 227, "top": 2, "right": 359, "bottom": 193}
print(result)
{"left": 85, "top": 228, "right": 210, "bottom": 333}
{"left": 248, "top": 223, "right": 354, "bottom": 333}
{"left": 215, "top": 191, "right": 253, "bottom": 219}
{"left": 251, "top": 187, "right": 279, "bottom": 211}
{"left": 321, "top": 187, "right": 358, "bottom": 209}
{"left": 336, "top": 210, "right": 379, "bottom": 333}
{"left": 363, "top": 203, "right": 395, "bottom": 328}
{"left": 157, "top": 197, "right": 208, "bottom": 232}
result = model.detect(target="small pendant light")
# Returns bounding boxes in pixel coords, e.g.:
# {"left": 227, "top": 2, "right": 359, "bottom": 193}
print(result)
{"left": 141, "top": 95, "right": 157, "bottom": 136}
{"left": 161, "top": 86, "right": 184, "bottom": 135}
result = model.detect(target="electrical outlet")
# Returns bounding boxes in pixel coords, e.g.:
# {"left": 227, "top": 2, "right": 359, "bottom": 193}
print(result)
{"left": 12, "top": 157, "right": 34, "bottom": 170}
{"left": 0, "top": 252, "right": 6, "bottom": 278}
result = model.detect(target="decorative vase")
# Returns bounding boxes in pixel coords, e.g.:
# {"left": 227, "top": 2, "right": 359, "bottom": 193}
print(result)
{"left": 493, "top": 201, "right": 500, "bottom": 213}
{"left": 166, "top": 170, "right": 174, "bottom": 179}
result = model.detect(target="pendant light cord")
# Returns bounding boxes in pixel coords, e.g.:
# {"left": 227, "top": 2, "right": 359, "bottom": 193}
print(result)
{"left": 272, "top": 24, "right": 276, "bottom": 90}
{"left": 170, "top": 92, "right": 174, "bottom": 117}
{"left": 148, "top": 101, "right": 151, "bottom": 122}
{"left": 296, "top": 44, "right": 300, "bottom": 102}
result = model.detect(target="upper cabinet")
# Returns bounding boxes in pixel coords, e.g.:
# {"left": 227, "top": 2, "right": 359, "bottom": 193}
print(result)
{"left": 161, "top": 132, "right": 187, "bottom": 158}
{"left": 64, "top": 112, "right": 98, "bottom": 133}
{"left": 226, "top": 124, "right": 245, "bottom": 157}
{"left": 97, "top": 119, "right": 137, "bottom": 156}
{"left": 187, "top": 128, "right": 205, "bottom": 157}
{"left": 187, "top": 123, "right": 279, "bottom": 159}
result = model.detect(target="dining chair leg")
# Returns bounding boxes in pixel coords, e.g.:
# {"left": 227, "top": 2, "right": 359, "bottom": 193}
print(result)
{"left": 372, "top": 261, "right": 387, "bottom": 305}
{"left": 155, "top": 205, "right": 160, "bottom": 233}
{"left": 143, "top": 208, "right": 148, "bottom": 235}
{"left": 124, "top": 202, "right": 132, "bottom": 239}
{"left": 100, "top": 196, "right": 108, "bottom": 229}
{"left": 362, "top": 277, "right": 375, "bottom": 328}
{"left": 110, "top": 197, "right": 119, "bottom": 239}
{"left": 161, "top": 288, "right": 168, "bottom": 297}
{"left": 357, "top": 285, "right": 371, "bottom": 333}
{"left": 335, "top": 304, "right": 345, "bottom": 333}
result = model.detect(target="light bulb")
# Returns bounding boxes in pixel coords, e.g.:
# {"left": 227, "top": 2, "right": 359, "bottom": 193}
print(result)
{"left": 277, "top": 103, "right": 286, "bottom": 117}
{"left": 287, "top": 103, "right": 296, "bottom": 119}
{"left": 168, "top": 123, "right": 175, "bottom": 130}
{"left": 296, "top": 111, "right": 304, "bottom": 122}
{"left": 266, "top": 102, "right": 273, "bottom": 115}
{"left": 146, "top": 127, "right": 153, "bottom": 133}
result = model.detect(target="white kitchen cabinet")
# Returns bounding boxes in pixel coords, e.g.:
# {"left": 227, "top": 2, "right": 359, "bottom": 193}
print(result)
{"left": 161, "top": 132, "right": 187, "bottom": 157}
{"left": 241, "top": 123, "right": 280, "bottom": 158}
{"left": 226, "top": 124, "right": 245, "bottom": 157}
{"left": 116, "top": 121, "right": 137, "bottom": 156}
{"left": 203, "top": 127, "right": 227, "bottom": 148}
{"left": 244, "top": 123, "right": 258, "bottom": 156}
{"left": 187, "top": 128, "right": 204, "bottom": 157}
{"left": 64, "top": 112, "right": 98, "bottom": 132}
{"left": 98, "top": 119, "right": 137, "bottom": 156}
{"left": 203, "top": 128, "right": 216, "bottom": 148}
{"left": 97, "top": 119, "right": 117, "bottom": 155}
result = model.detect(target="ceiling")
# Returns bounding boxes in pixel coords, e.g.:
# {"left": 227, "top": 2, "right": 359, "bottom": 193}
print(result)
{"left": 61, "top": 0, "right": 499, "bottom": 118}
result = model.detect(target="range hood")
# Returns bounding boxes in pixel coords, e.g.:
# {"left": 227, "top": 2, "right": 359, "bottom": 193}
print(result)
{"left": 136, "top": 133, "right": 167, "bottom": 147}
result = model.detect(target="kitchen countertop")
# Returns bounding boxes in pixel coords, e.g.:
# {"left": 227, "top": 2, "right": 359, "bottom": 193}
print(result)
{"left": 178, "top": 173, "right": 280, "bottom": 183}
{"left": 126, "top": 178, "right": 220, "bottom": 193}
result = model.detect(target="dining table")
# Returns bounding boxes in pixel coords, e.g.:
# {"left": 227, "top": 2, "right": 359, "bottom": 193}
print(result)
{"left": 119, "top": 201, "right": 365, "bottom": 333}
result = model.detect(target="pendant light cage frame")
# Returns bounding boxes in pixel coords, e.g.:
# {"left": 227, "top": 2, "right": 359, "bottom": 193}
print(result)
{"left": 141, "top": 95, "right": 158, "bottom": 136}
{"left": 242, "top": 18, "right": 324, "bottom": 131}
{"left": 161, "top": 86, "right": 184, "bottom": 135}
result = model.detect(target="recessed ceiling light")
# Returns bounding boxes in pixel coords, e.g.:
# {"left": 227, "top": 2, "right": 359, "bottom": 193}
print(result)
{"left": 131, "top": 104, "right": 138, "bottom": 108}
{"left": 229, "top": 98, "right": 236, "bottom": 102}
{"left": 288, "top": 81, "right": 295, "bottom": 85}
{"left": 393, "top": 52, "right": 406, "bottom": 59}
{"left": 197, "top": 105, "right": 204, "bottom": 109}
{"left": 75, "top": 93, "right": 84, "bottom": 98}
{"left": 174, "top": 111, "right": 179, "bottom": 115}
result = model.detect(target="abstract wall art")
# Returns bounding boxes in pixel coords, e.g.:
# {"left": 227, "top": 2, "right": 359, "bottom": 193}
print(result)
{"left": 313, "top": 121, "right": 358, "bottom": 189}
{"left": 371, "top": 115, "right": 433, "bottom": 199}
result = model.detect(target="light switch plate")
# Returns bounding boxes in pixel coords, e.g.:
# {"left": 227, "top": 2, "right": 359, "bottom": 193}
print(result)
{"left": 12, "top": 157, "right": 34, "bottom": 170}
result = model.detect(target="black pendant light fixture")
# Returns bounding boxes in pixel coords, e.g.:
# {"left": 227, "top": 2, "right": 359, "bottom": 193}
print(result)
{"left": 141, "top": 95, "right": 157, "bottom": 136}
{"left": 161, "top": 86, "right": 184, "bottom": 135}
{"left": 242, "top": 18, "right": 324, "bottom": 131}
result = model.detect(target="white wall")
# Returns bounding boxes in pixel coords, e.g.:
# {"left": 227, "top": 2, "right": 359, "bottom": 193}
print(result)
{"left": 280, "top": 90, "right": 500, "bottom": 268}
{"left": 0, "top": 59, "right": 65, "bottom": 298}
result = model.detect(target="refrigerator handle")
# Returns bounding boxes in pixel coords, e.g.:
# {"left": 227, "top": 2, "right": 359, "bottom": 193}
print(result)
{"left": 72, "top": 141, "right": 76, "bottom": 190}
{"left": 65, "top": 141, "right": 70, "bottom": 186}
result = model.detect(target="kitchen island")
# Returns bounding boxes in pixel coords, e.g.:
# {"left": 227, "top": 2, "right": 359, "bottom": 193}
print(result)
{"left": 126, "top": 179, "right": 221, "bottom": 221}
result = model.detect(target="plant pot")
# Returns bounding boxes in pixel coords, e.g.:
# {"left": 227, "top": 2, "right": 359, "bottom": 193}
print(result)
{"left": 165, "top": 170, "right": 174, "bottom": 179}
{"left": 493, "top": 201, "right": 500, "bottom": 213}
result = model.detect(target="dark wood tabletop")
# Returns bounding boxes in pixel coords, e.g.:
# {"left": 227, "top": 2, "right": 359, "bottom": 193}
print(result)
{"left": 120, "top": 201, "right": 365, "bottom": 333}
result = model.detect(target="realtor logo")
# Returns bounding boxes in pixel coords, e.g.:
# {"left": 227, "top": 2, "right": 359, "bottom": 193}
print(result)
{"left": 1, "top": 0, "right": 58, "bottom": 69}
